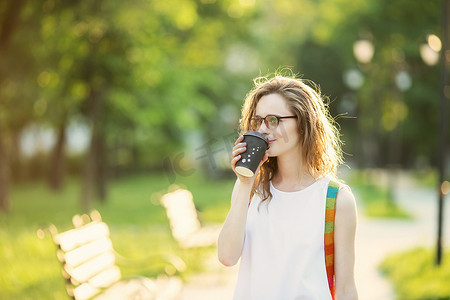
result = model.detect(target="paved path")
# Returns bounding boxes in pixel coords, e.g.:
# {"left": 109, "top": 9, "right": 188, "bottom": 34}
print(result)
{"left": 179, "top": 173, "right": 450, "bottom": 299}
{"left": 177, "top": 257, "right": 238, "bottom": 300}
{"left": 356, "top": 174, "right": 450, "bottom": 300}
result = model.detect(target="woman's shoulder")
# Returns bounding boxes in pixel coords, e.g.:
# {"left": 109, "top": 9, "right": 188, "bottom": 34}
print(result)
{"left": 326, "top": 176, "right": 356, "bottom": 212}
{"left": 335, "top": 184, "right": 357, "bottom": 217}
{"left": 327, "top": 176, "right": 352, "bottom": 192}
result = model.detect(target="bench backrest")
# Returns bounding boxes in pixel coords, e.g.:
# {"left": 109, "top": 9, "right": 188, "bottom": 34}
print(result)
{"left": 53, "top": 214, "right": 121, "bottom": 300}
{"left": 160, "top": 189, "right": 201, "bottom": 242}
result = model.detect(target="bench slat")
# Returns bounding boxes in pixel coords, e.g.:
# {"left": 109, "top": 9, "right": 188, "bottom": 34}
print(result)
{"left": 54, "top": 222, "right": 110, "bottom": 252}
{"left": 51, "top": 211, "right": 183, "bottom": 300}
{"left": 66, "top": 251, "right": 116, "bottom": 283}
{"left": 88, "top": 265, "right": 121, "bottom": 288}
{"left": 161, "top": 188, "right": 220, "bottom": 248}
{"left": 161, "top": 189, "right": 201, "bottom": 239}
{"left": 72, "top": 282, "right": 101, "bottom": 300}
{"left": 63, "top": 237, "right": 113, "bottom": 268}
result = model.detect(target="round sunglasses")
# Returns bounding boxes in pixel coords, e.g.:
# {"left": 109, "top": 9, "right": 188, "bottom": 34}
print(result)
{"left": 250, "top": 114, "right": 297, "bottom": 130}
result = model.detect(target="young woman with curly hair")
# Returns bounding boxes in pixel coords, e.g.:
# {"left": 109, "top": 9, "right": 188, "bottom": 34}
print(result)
{"left": 218, "top": 74, "right": 358, "bottom": 300}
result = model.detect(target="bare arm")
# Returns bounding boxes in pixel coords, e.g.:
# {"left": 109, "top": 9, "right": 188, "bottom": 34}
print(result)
{"left": 334, "top": 187, "right": 358, "bottom": 300}
{"left": 217, "top": 135, "right": 268, "bottom": 267}
{"left": 217, "top": 179, "right": 253, "bottom": 266}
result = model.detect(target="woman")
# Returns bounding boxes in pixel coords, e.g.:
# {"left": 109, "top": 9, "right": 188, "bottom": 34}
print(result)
{"left": 218, "top": 74, "right": 358, "bottom": 300}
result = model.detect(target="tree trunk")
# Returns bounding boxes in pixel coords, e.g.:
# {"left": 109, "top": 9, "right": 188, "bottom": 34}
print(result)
{"left": 95, "top": 132, "right": 107, "bottom": 202}
{"left": 81, "top": 88, "right": 106, "bottom": 211}
{"left": 0, "top": 0, "right": 26, "bottom": 212}
{"left": 48, "top": 120, "right": 66, "bottom": 191}
{"left": 82, "top": 91, "right": 98, "bottom": 212}
{"left": 0, "top": 124, "right": 10, "bottom": 212}
{"left": 82, "top": 134, "right": 96, "bottom": 212}
{"left": 0, "top": 1, "right": 25, "bottom": 47}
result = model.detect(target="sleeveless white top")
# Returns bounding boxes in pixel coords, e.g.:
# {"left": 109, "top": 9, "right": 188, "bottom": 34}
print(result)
{"left": 233, "top": 176, "right": 332, "bottom": 300}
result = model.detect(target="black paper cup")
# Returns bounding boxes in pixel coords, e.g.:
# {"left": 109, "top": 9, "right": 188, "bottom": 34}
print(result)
{"left": 235, "top": 131, "right": 269, "bottom": 177}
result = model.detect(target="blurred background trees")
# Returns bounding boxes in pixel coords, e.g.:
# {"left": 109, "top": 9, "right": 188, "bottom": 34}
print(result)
{"left": 0, "top": 0, "right": 445, "bottom": 211}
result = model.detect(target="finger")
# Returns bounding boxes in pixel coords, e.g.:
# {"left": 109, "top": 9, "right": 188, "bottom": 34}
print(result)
{"left": 233, "top": 143, "right": 246, "bottom": 152}
{"left": 231, "top": 154, "right": 241, "bottom": 163}
{"left": 232, "top": 146, "right": 246, "bottom": 156}
{"left": 230, "top": 154, "right": 241, "bottom": 169}
{"left": 234, "top": 135, "right": 244, "bottom": 146}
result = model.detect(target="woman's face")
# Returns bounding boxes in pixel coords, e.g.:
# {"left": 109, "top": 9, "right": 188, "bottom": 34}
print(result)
{"left": 254, "top": 93, "right": 300, "bottom": 157}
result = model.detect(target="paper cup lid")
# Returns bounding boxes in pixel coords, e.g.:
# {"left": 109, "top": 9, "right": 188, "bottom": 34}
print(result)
{"left": 243, "top": 131, "right": 269, "bottom": 146}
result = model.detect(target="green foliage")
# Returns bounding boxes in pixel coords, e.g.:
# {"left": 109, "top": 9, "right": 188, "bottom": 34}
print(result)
{"left": 0, "top": 172, "right": 235, "bottom": 299}
{"left": 346, "top": 169, "right": 411, "bottom": 219}
{"left": 380, "top": 248, "right": 450, "bottom": 300}
{"left": 0, "top": 0, "right": 445, "bottom": 211}
{"left": 1, "top": 0, "right": 444, "bottom": 179}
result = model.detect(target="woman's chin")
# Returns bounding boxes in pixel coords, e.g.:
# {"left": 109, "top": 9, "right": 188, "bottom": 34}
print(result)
{"left": 267, "top": 150, "right": 277, "bottom": 157}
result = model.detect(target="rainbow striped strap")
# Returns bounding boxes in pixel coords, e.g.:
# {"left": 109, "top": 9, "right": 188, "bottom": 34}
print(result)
{"left": 324, "top": 179, "right": 339, "bottom": 300}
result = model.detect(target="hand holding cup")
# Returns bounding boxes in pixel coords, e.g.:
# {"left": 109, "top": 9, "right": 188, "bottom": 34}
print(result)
{"left": 231, "top": 131, "right": 269, "bottom": 183}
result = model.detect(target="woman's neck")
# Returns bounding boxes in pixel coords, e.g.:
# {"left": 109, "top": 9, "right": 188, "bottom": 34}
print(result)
{"left": 272, "top": 147, "right": 315, "bottom": 189}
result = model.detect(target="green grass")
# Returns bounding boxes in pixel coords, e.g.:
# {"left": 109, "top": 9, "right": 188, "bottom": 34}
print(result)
{"left": 380, "top": 248, "right": 450, "bottom": 300}
{"left": 352, "top": 183, "right": 411, "bottom": 219}
{"left": 410, "top": 168, "right": 439, "bottom": 189}
{"left": 345, "top": 169, "right": 412, "bottom": 219}
{"left": 2, "top": 167, "right": 419, "bottom": 298}
{"left": 0, "top": 171, "right": 236, "bottom": 299}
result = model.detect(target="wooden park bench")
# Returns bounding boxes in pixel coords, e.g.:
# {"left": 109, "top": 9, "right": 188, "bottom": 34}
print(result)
{"left": 46, "top": 210, "right": 185, "bottom": 300}
{"left": 160, "top": 187, "right": 221, "bottom": 249}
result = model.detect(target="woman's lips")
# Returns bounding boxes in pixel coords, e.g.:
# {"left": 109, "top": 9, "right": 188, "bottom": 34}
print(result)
{"left": 269, "top": 140, "right": 275, "bottom": 144}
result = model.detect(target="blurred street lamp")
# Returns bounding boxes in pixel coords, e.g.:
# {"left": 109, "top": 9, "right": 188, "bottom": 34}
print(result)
{"left": 420, "top": 2, "right": 449, "bottom": 266}
{"left": 395, "top": 71, "right": 412, "bottom": 92}
{"left": 436, "top": 13, "right": 448, "bottom": 265}
{"left": 350, "top": 37, "right": 376, "bottom": 167}
{"left": 343, "top": 69, "right": 364, "bottom": 90}
{"left": 353, "top": 39, "right": 375, "bottom": 64}
{"left": 420, "top": 34, "right": 442, "bottom": 66}
{"left": 386, "top": 69, "right": 412, "bottom": 204}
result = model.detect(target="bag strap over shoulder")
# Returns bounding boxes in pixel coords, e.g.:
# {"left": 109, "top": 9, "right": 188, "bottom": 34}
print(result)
{"left": 324, "top": 179, "right": 340, "bottom": 300}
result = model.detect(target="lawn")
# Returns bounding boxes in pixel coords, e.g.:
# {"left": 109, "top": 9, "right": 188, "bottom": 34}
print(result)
{"left": 0, "top": 171, "right": 236, "bottom": 299}
{"left": 0, "top": 167, "right": 416, "bottom": 299}
{"left": 344, "top": 169, "right": 412, "bottom": 219}
{"left": 380, "top": 247, "right": 450, "bottom": 299}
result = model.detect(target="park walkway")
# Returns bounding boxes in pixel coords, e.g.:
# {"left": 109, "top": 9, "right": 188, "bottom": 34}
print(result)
{"left": 178, "top": 172, "right": 450, "bottom": 300}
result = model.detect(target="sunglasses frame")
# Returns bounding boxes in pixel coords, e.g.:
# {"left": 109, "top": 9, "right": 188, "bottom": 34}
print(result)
{"left": 250, "top": 114, "right": 297, "bottom": 130}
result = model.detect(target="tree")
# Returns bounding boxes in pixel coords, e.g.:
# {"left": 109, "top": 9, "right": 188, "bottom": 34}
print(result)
{"left": 0, "top": 0, "right": 40, "bottom": 211}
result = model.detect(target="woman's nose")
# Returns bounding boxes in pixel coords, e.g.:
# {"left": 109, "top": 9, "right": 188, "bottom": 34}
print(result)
{"left": 258, "top": 121, "right": 270, "bottom": 135}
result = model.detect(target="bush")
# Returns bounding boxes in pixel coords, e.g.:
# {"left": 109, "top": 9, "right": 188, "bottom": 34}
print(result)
{"left": 380, "top": 247, "right": 450, "bottom": 300}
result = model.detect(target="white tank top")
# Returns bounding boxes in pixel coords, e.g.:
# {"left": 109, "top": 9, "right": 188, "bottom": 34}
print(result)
{"left": 233, "top": 176, "right": 332, "bottom": 300}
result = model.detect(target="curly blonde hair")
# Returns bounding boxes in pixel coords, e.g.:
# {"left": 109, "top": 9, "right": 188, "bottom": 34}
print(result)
{"left": 239, "top": 74, "right": 343, "bottom": 204}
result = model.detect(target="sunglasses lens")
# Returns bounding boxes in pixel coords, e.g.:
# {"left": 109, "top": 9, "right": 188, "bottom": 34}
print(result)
{"left": 266, "top": 116, "right": 278, "bottom": 129}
